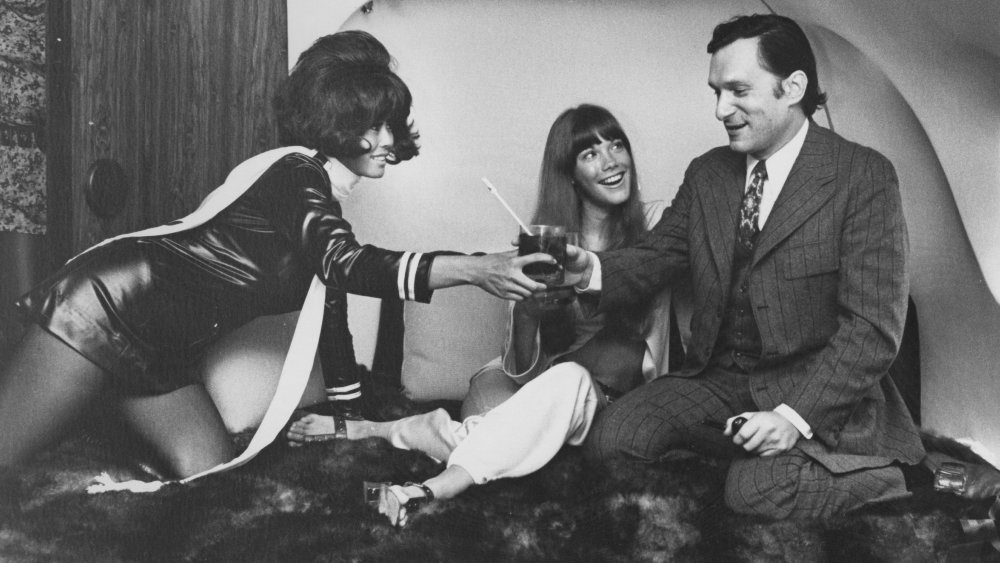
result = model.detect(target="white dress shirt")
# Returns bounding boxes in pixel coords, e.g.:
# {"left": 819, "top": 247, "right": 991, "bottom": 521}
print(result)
{"left": 748, "top": 118, "right": 809, "bottom": 228}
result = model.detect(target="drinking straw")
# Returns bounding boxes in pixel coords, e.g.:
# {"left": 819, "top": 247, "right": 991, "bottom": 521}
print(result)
{"left": 481, "top": 177, "right": 531, "bottom": 234}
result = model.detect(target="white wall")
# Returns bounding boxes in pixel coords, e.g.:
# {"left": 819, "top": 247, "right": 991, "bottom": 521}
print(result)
{"left": 288, "top": 0, "right": 1000, "bottom": 464}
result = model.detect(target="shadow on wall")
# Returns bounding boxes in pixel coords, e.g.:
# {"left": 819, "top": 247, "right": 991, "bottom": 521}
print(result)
{"left": 805, "top": 22, "right": 1000, "bottom": 466}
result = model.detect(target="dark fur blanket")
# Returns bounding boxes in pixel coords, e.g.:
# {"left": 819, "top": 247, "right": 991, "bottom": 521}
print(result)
{"left": 0, "top": 372, "right": 996, "bottom": 562}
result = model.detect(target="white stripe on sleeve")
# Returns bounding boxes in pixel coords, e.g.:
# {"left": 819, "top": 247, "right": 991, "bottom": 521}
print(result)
{"left": 406, "top": 252, "right": 423, "bottom": 300}
{"left": 397, "top": 251, "right": 413, "bottom": 299}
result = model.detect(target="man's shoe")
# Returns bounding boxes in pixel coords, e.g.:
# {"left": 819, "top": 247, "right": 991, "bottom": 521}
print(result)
{"left": 927, "top": 452, "right": 1000, "bottom": 500}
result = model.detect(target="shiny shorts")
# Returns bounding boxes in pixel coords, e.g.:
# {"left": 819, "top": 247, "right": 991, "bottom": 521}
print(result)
{"left": 15, "top": 239, "right": 224, "bottom": 394}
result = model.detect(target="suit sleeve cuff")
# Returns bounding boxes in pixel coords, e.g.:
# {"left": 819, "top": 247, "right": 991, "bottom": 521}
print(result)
{"left": 774, "top": 404, "right": 813, "bottom": 439}
{"left": 576, "top": 251, "right": 602, "bottom": 293}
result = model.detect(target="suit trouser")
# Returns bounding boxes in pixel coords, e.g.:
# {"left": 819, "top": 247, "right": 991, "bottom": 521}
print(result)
{"left": 583, "top": 366, "right": 909, "bottom": 519}
{"left": 382, "top": 361, "right": 606, "bottom": 484}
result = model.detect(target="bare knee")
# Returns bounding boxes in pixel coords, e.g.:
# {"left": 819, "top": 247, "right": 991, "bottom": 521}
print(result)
{"left": 163, "top": 443, "right": 234, "bottom": 479}
{"left": 119, "top": 384, "right": 234, "bottom": 479}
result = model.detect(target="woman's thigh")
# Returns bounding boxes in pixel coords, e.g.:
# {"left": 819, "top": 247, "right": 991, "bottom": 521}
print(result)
{"left": 584, "top": 368, "right": 752, "bottom": 462}
{"left": 118, "top": 383, "right": 233, "bottom": 479}
{"left": 0, "top": 325, "right": 109, "bottom": 464}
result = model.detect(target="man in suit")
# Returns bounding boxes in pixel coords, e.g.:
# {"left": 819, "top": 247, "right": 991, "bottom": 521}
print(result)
{"left": 564, "top": 14, "right": 928, "bottom": 519}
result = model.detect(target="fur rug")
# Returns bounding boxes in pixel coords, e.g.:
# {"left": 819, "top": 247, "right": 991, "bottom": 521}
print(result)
{"left": 0, "top": 374, "right": 996, "bottom": 562}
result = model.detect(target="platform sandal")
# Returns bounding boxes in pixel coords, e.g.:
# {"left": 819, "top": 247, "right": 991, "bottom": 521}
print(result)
{"left": 364, "top": 481, "right": 435, "bottom": 527}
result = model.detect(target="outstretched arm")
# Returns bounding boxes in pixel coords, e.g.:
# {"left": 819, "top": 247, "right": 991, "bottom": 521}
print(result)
{"left": 427, "top": 251, "right": 552, "bottom": 301}
{"left": 261, "top": 156, "right": 554, "bottom": 303}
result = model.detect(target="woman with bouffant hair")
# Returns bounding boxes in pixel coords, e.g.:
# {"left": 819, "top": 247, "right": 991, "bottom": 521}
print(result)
{"left": 0, "top": 30, "right": 551, "bottom": 482}
{"left": 274, "top": 30, "right": 419, "bottom": 164}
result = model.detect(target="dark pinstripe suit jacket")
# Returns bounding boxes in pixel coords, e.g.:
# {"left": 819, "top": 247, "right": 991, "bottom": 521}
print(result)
{"left": 599, "top": 122, "right": 925, "bottom": 471}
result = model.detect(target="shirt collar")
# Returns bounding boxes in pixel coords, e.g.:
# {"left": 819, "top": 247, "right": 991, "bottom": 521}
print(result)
{"left": 745, "top": 119, "right": 809, "bottom": 188}
{"left": 321, "top": 155, "right": 361, "bottom": 201}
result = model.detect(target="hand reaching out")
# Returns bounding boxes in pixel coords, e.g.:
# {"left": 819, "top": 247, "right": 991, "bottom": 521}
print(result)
{"left": 470, "top": 250, "right": 550, "bottom": 300}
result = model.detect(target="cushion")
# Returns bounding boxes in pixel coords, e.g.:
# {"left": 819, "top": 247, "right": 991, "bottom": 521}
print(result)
{"left": 401, "top": 286, "right": 508, "bottom": 401}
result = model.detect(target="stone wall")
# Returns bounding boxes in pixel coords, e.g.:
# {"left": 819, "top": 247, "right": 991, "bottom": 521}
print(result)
{"left": 0, "top": 0, "right": 46, "bottom": 235}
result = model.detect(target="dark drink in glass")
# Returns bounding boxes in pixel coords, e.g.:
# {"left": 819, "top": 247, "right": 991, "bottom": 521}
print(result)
{"left": 518, "top": 225, "right": 567, "bottom": 284}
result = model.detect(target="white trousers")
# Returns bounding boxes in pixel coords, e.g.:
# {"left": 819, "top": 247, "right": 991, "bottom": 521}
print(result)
{"left": 385, "top": 362, "right": 602, "bottom": 484}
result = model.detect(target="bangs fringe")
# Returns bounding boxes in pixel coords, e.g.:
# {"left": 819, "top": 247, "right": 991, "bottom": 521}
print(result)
{"left": 569, "top": 120, "right": 628, "bottom": 159}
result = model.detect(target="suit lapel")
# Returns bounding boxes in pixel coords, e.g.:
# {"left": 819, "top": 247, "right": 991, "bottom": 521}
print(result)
{"left": 699, "top": 151, "right": 744, "bottom": 281}
{"left": 752, "top": 123, "right": 838, "bottom": 264}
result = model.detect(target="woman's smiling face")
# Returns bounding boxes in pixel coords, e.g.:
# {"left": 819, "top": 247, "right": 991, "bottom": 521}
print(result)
{"left": 573, "top": 135, "right": 633, "bottom": 208}
{"left": 342, "top": 122, "right": 394, "bottom": 178}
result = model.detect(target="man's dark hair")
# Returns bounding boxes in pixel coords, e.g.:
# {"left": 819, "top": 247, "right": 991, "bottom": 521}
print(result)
{"left": 708, "top": 14, "right": 827, "bottom": 116}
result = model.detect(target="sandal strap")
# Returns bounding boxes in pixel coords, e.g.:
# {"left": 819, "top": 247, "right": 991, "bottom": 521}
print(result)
{"left": 334, "top": 415, "right": 348, "bottom": 439}
{"left": 403, "top": 481, "right": 435, "bottom": 501}
{"left": 363, "top": 481, "right": 388, "bottom": 507}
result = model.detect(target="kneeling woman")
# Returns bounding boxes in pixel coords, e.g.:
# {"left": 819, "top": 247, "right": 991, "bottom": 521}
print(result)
{"left": 290, "top": 104, "right": 677, "bottom": 527}
{"left": 0, "top": 30, "right": 551, "bottom": 480}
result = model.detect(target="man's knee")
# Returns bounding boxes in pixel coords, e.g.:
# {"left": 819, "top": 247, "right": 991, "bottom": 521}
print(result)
{"left": 581, "top": 399, "right": 633, "bottom": 464}
{"left": 724, "top": 455, "right": 811, "bottom": 519}
{"left": 724, "top": 452, "right": 850, "bottom": 520}
{"left": 581, "top": 415, "right": 610, "bottom": 463}
{"left": 582, "top": 381, "right": 691, "bottom": 464}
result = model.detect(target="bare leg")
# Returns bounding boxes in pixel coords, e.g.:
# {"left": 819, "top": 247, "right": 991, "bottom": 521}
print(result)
{"left": 119, "top": 384, "right": 234, "bottom": 479}
{"left": 289, "top": 360, "right": 518, "bottom": 444}
{"left": 286, "top": 415, "right": 386, "bottom": 442}
{"left": 0, "top": 325, "right": 109, "bottom": 467}
{"left": 286, "top": 413, "right": 361, "bottom": 443}
{"left": 420, "top": 465, "right": 475, "bottom": 499}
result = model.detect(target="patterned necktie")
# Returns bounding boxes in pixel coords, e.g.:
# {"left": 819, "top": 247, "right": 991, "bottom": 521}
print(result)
{"left": 738, "top": 160, "right": 767, "bottom": 249}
